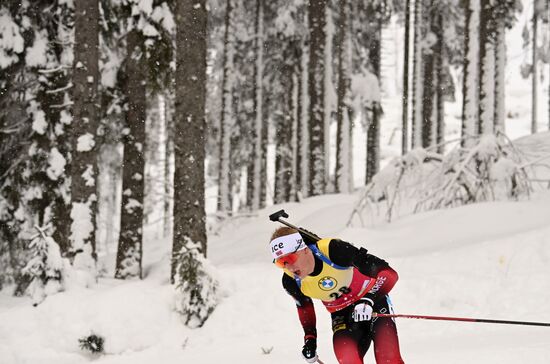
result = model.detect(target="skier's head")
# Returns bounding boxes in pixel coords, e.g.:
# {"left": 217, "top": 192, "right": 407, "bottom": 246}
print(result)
{"left": 269, "top": 227, "right": 314, "bottom": 278}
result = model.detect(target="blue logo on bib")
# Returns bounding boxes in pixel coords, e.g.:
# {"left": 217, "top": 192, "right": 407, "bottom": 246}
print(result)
{"left": 318, "top": 277, "right": 337, "bottom": 291}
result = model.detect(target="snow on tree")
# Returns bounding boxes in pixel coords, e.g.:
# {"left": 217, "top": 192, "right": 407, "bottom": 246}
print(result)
{"left": 0, "top": 0, "right": 73, "bottom": 290}
{"left": 349, "top": 134, "right": 534, "bottom": 225}
{"left": 115, "top": 3, "right": 148, "bottom": 280}
{"left": 172, "top": 0, "right": 218, "bottom": 328}
{"left": 71, "top": 0, "right": 100, "bottom": 274}
{"left": 174, "top": 240, "right": 219, "bottom": 328}
{"left": 22, "top": 226, "right": 68, "bottom": 305}
{"left": 172, "top": 0, "right": 209, "bottom": 273}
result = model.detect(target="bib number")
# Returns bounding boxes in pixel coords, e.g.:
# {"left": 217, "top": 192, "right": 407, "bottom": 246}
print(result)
{"left": 329, "top": 286, "right": 351, "bottom": 300}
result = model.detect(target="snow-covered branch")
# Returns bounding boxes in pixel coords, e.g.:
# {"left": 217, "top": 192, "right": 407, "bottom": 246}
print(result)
{"left": 349, "top": 134, "right": 542, "bottom": 226}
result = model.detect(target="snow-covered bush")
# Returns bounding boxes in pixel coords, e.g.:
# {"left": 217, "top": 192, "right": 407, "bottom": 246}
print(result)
{"left": 415, "top": 134, "right": 531, "bottom": 211}
{"left": 21, "top": 226, "right": 69, "bottom": 305}
{"left": 174, "top": 240, "right": 219, "bottom": 328}
{"left": 349, "top": 134, "right": 536, "bottom": 225}
{"left": 78, "top": 333, "right": 105, "bottom": 354}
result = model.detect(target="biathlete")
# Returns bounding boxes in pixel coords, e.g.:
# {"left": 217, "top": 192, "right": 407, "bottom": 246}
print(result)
{"left": 269, "top": 226, "right": 405, "bottom": 364}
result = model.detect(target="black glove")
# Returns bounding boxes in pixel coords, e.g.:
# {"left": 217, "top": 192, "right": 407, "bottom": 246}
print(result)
{"left": 301, "top": 337, "right": 318, "bottom": 363}
{"left": 298, "top": 228, "right": 321, "bottom": 246}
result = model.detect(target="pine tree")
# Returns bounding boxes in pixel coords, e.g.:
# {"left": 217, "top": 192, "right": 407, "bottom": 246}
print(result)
{"left": 308, "top": 0, "right": 327, "bottom": 195}
{"left": 494, "top": 13, "right": 507, "bottom": 133}
{"left": 478, "top": 0, "right": 496, "bottom": 136}
{"left": 217, "top": 0, "right": 235, "bottom": 213}
{"left": 546, "top": 0, "right": 550, "bottom": 129}
{"left": 115, "top": 20, "right": 147, "bottom": 279}
{"left": 531, "top": 0, "right": 539, "bottom": 133}
{"left": 365, "top": 2, "right": 385, "bottom": 185}
{"left": 71, "top": 0, "right": 100, "bottom": 271}
{"left": 172, "top": 0, "right": 208, "bottom": 276}
{"left": 113, "top": 0, "right": 175, "bottom": 277}
{"left": 272, "top": 2, "right": 305, "bottom": 204}
{"left": 411, "top": 0, "right": 425, "bottom": 148}
{"left": 174, "top": 240, "right": 218, "bottom": 328}
{"left": 163, "top": 93, "right": 175, "bottom": 239}
{"left": 402, "top": 0, "right": 411, "bottom": 154}
{"left": 323, "top": 3, "right": 335, "bottom": 191}
{"left": 421, "top": 0, "right": 436, "bottom": 148}
{"left": 250, "top": 0, "right": 265, "bottom": 211}
{"left": 0, "top": 0, "right": 74, "bottom": 290}
{"left": 22, "top": 227, "right": 66, "bottom": 306}
{"left": 478, "top": 0, "right": 521, "bottom": 136}
{"left": 298, "top": 33, "right": 310, "bottom": 199}
{"left": 435, "top": 11, "right": 445, "bottom": 153}
{"left": 172, "top": 0, "right": 218, "bottom": 328}
{"left": 335, "top": 0, "right": 353, "bottom": 193}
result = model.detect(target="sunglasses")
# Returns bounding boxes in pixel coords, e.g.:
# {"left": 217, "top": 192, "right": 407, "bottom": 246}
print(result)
{"left": 274, "top": 251, "right": 300, "bottom": 268}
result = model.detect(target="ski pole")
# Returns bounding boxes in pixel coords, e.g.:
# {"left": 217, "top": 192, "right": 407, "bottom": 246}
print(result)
{"left": 373, "top": 313, "right": 550, "bottom": 327}
{"left": 269, "top": 209, "right": 319, "bottom": 243}
{"left": 316, "top": 358, "right": 325, "bottom": 364}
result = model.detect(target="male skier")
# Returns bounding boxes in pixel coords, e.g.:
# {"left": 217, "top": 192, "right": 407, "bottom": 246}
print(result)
{"left": 270, "top": 226, "right": 405, "bottom": 364}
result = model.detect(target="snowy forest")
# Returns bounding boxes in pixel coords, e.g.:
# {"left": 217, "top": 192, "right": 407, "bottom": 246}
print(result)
{"left": 1, "top": 0, "right": 550, "bottom": 362}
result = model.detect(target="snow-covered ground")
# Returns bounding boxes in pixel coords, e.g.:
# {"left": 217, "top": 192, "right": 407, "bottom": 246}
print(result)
{"left": 2, "top": 185, "right": 550, "bottom": 364}
{"left": 2, "top": 2, "right": 550, "bottom": 363}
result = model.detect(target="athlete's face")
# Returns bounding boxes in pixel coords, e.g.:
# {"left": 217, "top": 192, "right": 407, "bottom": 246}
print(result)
{"left": 281, "top": 248, "right": 315, "bottom": 278}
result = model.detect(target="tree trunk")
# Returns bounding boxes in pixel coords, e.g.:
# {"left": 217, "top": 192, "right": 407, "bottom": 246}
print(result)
{"left": 290, "top": 72, "right": 299, "bottom": 200}
{"left": 163, "top": 93, "right": 174, "bottom": 239}
{"left": 296, "top": 48, "right": 304, "bottom": 197}
{"left": 532, "top": 6, "right": 538, "bottom": 134}
{"left": 462, "top": 0, "right": 480, "bottom": 146}
{"left": 435, "top": 13, "right": 445, "bottom": 154}
{"left": 411, "top": 0, "right": 424, "bottom": 149}
{"left": 494, "top": 20, "right": 506, "bottom": 134}
{"left": 478, "top": 1, "right": 495, "bottom": 135}
{"left": 324, "top": 4, "right": 334, "bottom": 190}
{"left": 217, "top": 0, "right": 234, "bottom": 213}
{"left": 421, "top": 2, "right": 435, "bottom": 149}
{"left": 299, "top": 38, "right": 310, "bottom": 198}
{"left": 250, "top": 0, "right": 264, "bottom": 211}
{"left": 402, "top": 0, "right": 411, "bottom": 154}
{"left": 172, "top": 0, "right": 208, "bottom": 282}
{"left": 366, "top": 19, "right": 381, "bottom": 185}
{"left": 115, "top": 28, "right": 146, "bottom": 279}
{"left": 97, "top": 125, "right": 122, "bottom": 258}
{"left": 260, "top": 90, "right": 268, "bottom": 208}
{"left": 335, "top": 0, "right": 351, "bottom": 193}
{"left": 308, "top": 0, "right": 327, "bottom": 196}
{"left": 274, "top": 61, "right": 295, "bottom": 204}
{"left": 71, "top": 0, "right": 99, "bottom": 266}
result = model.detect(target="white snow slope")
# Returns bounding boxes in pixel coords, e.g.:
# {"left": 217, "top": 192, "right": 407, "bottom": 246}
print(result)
{"left": 2, "top": 188, "right": 550, "bottom": 364}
